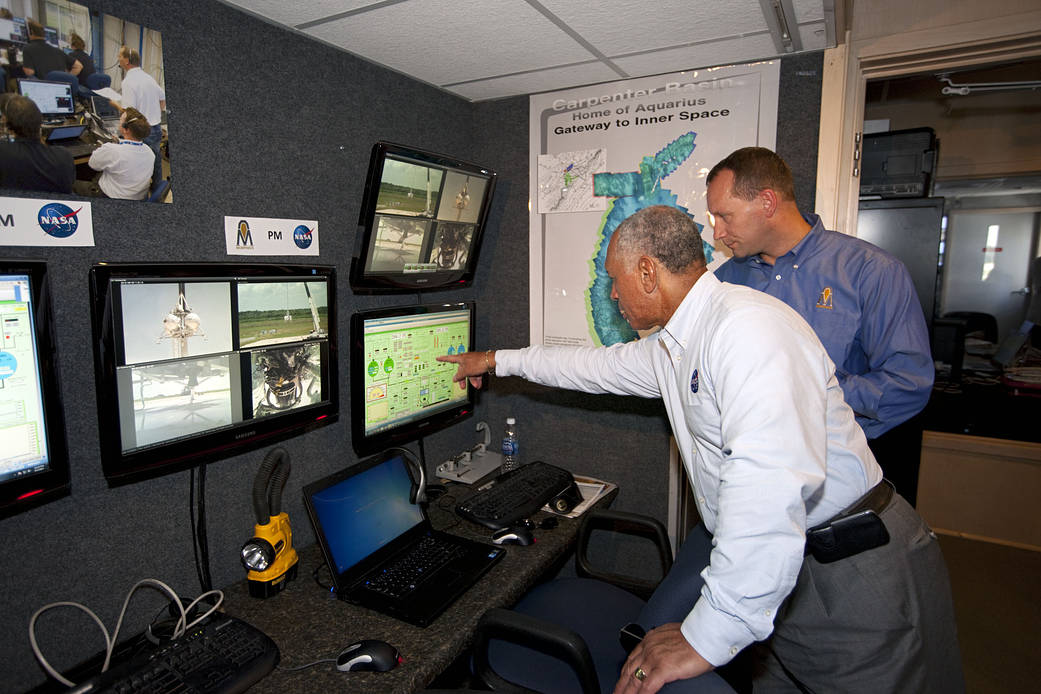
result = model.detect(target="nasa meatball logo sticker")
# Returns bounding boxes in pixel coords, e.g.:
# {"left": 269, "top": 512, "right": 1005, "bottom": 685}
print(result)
{"left": 37, "top": 203, "right": 81, "bottom": 238}
{"left": 0, "top": 196, "right": 94, "bottom": 247}
{"left": 225, "top": 216, "right": 319, "bottom": 256}
{"left": 293, "top": 225, "right": 313, "bottom": 249}
{"left": 690, "top": 369, "right": 699, "bottom": 394}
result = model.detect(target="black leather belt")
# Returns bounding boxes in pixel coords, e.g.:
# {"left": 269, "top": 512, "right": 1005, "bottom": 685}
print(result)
{"left": 805, "top": 479, "right": 894, "bottom": 564}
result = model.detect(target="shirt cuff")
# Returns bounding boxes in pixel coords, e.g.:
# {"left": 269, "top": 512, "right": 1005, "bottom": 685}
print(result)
{"left": 680, "top": 596, "right": 758, "bottom": 667}
{"left": 493, "top": 348, "right": 519, "bottom": 377}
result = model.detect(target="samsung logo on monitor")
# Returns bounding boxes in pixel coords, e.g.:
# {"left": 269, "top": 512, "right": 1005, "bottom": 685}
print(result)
{"left": 235, "top": 430, "right": 257, "bottom": 440}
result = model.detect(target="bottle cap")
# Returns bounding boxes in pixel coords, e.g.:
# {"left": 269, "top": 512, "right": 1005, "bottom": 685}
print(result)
{"left": 506, "top": 417, "right": 515, "bottom": 425}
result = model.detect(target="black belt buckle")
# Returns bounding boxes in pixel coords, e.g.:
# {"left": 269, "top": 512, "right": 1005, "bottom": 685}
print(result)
{"left": 806, "top": 508, "right": 889, "bottom": 564}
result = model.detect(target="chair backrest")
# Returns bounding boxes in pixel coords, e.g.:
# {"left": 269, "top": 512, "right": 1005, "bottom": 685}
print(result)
{"left": 148, "top": 179, "right": 170, "bottom": 203}
{"left": 84, "top": 72, "right": 111, "bottom": 91}
{"left": 44, "top": 70, "right": 80, "bottom": 93}
{"left": 942, "top": 311, "right": 998, "bottom": 343}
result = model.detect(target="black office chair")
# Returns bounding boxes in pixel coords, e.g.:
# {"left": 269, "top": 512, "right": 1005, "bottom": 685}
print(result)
{"left": 465, "top": 510, "right": 736, "bottom": 694}
{"left": 148, "top": 179, "right": 170, "bottom": 203}
{"left": 84, "top": 72, "right": 111, "bottom": 92}
{"left": 942, "top": 311, "right": 998, "bottom": 343}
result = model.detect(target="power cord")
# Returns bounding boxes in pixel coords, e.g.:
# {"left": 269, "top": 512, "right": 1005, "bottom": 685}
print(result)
{"left": 189, "top": 462, "right": 213, "bottom": 593}
{"left": 28, "top": 579, "right": 224, "bottom": 688}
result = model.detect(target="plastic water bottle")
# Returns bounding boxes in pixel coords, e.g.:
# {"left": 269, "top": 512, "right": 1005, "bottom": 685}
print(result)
{"left": 501, "top": 417, "right": 518, "bottom": 473}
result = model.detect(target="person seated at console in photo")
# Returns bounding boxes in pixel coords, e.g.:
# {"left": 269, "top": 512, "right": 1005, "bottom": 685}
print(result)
{"left": 66, "top": 33, "right": 95, "bottom": 83}
{"left": 74, "top": 107, "right": 155, "bottom": 200}
{"left": 0, "top": 94, "right": 75, "bottom": 194}
{"left": 22, "top": 18, "right": 81, "bottom": 78}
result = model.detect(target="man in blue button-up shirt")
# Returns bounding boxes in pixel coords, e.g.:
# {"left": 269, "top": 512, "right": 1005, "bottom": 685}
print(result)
{"left": 709, "top": 148, "right": 933, "bottom": 499}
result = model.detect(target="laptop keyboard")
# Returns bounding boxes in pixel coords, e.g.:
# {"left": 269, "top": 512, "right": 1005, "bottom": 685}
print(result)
{"left": 364, "top": 535, "right": 467, "bottom": 599}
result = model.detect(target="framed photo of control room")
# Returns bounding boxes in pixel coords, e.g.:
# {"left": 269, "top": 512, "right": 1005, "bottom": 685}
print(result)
{"left": 0, "top": 0, "right": 171, "bottom": 203}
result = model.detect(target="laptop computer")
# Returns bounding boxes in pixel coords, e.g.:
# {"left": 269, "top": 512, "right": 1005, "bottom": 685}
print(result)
{"left": 44, "top": 123, "right": 88, "bottom": 144}
{"left": 303, "top": 450, "right": 505, "bottom": 627}
{"left": 43, "top": 123, "right": 95, "bottom": 158}
{"left": 993, "top": 320, "right": 1035, "bottom": 368}
{"left": 90, "top": 94, "right": 122, "bottom": 135}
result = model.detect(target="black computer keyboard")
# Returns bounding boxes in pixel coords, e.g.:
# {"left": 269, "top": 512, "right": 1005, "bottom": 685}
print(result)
{"left": 364, "top": 534, "right": 467, "bottom": 598}
{"left": 74, "top": 613, "right": 279, "bottom": 694}
{"left": 455, "top": 461, "right": 584, "bottom": 530}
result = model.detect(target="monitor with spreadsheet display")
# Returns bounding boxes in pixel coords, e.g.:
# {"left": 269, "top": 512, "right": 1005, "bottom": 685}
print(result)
{"left": 17, "top": 78, "right": 74, "bottom": 117}
{"left": 0, "top": 260, "right": 70, "bottom": 519}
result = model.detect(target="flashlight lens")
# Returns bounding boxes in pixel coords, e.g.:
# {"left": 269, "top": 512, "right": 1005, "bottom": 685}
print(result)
{"left": 241, "top": 540, "right": 274, "bottom": 571}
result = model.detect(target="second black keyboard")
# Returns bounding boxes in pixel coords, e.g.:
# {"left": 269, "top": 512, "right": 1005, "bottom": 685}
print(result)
{"left": 455, "top": 461, "right": 584, "bottom": 529}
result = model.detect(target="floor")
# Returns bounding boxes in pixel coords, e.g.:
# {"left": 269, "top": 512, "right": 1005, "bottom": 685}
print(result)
{"left": 937, "top": 533, "right": 1041, "bottom": 693}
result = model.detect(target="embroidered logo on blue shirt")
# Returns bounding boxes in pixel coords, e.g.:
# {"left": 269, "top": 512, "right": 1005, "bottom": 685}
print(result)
{"left": 815, "top": 287, "right": 833, "bottom": 310}
{"left": 690, "top": 369, "right": 699, "bottom": 394}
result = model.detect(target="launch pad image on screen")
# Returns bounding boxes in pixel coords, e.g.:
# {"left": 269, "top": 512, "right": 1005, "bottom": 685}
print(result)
{"left": 238, "top": 281, "right": 329, "bottom": 347}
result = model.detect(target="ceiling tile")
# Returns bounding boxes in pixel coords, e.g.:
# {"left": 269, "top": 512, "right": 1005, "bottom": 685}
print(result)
{"left": 612, "top": 34, "right": 780, "bottom": 77}
{"left": 445, "top": 61, "right": 622, "bottom": 101}
{"left": 539, "top": 0, "right": 769, "bottom": 57}
{"left": 302, "top": 0, "right": 599, "bottom": 86}
{"left": 220, "top": 0, "right": 373, "bottom": 27}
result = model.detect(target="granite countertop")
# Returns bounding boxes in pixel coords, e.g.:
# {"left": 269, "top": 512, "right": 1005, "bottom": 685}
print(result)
{"left": 221, "top": 485, "right": 612, "bottom": 693}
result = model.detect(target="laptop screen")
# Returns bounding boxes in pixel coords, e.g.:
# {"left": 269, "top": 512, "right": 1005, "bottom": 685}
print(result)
{"left": 309, "top": 455, "right": 424, "bottom": 575}
{"left": 46, "top": 124, "right": 87, "bottom": 141}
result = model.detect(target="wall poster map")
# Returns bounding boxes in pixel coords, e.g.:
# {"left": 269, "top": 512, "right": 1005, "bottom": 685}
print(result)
{"left": 528, "top": 63, "right": 780, "bottom": 346}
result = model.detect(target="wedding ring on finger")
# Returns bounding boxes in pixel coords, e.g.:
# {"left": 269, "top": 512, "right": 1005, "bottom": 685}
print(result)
{"left": 634, "top": 666, "right": 647, "bottom": 682}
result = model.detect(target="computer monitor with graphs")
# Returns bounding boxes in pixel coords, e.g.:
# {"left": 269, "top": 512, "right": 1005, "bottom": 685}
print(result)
{"left": 350, "top": 302, "right": 475, "bottom": 455}
{"left": 0, "top": 260, "right": 70, "bottom": 519}
{"left": 17, "top": 78, "right": 75, "bottom": 118}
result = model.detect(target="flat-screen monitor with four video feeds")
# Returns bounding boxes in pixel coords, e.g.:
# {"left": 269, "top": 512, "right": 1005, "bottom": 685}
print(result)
{"left": 17, "top": 78, "right": 75, "bottom": 117}
{"left": 89, "top": 263, "right": 338, "bottom": 486}
{"left": 350, "top": 302, "right": 475, "bottom": 456}
{"left": 0, "top": 260, "right": 70, "bottom": 519}
{"left": 350, "top": 142, "right": 497, "bottom": 292}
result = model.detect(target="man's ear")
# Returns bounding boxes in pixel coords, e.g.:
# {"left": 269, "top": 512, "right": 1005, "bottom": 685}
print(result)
{"left": 759, "top": 188, "right": 779, "bottom": 218}
{"left": 637, "top": 255, "right": 658, "bottom": 293}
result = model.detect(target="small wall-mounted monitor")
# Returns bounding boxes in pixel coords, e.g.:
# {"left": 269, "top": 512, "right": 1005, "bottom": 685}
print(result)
{"left": 350, "top": 142, "right": 497, "bottom": 293}
{"left": 0, "top": 260, "right": 70, "bottom": 519}
{"left": 43, "top": 25, "right": 59, "bottom": 47}
{"left": 350, "top": 302, "right": 475, "bottom": 455}
{"left": 89, "top": 263, "right": 338, "bottom": 486}
{"left": 17, "top": 78, "right": 75, "bottom": 117}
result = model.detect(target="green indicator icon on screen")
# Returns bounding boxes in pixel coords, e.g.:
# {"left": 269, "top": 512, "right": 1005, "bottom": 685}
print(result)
{"left": 383, "top": 357, "right": 395, "bottom": 373}
{"left": 367, "top": 360, "right": 379, "bottom": 378}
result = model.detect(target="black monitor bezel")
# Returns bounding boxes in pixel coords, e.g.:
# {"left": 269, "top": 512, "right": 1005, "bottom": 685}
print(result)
{"left": 349, "top": 301, "right": 475, "bottom": 456}
{"left": 349, "top": 141, "right": 497, "bottom": 293}
{"left": 89, "top": 262, "right": 339, "bottom": 487}
{"left": 0, "top": 259, "right": 71, "bottom": 519}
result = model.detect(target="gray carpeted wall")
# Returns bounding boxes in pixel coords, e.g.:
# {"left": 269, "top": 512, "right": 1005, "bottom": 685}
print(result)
{"left": 0, "top": 0, "right": 822, "bottom": 688}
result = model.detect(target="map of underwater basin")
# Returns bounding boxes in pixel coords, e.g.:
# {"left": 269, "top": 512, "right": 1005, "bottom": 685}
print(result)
{"left": 587, "top": 131, "right": 714, "bottom": 346}
{"left": 537, "top": 148, "right": 608, "bottom": 214}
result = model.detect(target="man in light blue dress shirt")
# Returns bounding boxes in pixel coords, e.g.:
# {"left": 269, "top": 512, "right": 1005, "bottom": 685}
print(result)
{"left": 710, "top": 147, "right": 934, "bottom": 503}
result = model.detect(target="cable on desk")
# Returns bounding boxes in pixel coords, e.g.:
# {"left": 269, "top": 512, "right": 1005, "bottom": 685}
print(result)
{"left": 277, "top": 658, "right": 337, "bottom": 672}
{"left": 311, "top": 563, "right": 335, "bottom": 593}
{"left": 29, "top": 579, "right": 224, "bottom": 688}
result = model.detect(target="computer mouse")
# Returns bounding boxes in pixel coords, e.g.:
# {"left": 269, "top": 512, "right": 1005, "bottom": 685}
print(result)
{"left": 336, "top": 639, "right": 402, "bottom": 672}
{"left": 492, "top": 525, "right": 535, "bottom": 546}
